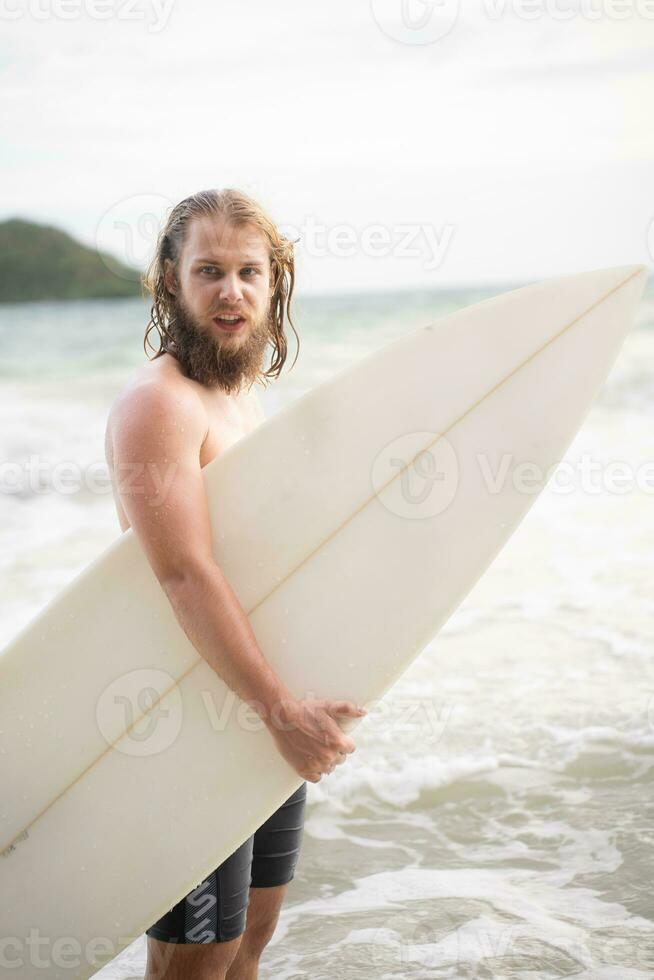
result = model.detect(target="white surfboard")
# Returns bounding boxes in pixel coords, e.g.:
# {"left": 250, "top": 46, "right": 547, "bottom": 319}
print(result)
{"left": 0, "top": 266, "right": 646, "bottom": 979}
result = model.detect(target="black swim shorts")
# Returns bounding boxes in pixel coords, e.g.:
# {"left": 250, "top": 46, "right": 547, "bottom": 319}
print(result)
{"left": 145, "top": 782, "right": 307, "bottom": 944}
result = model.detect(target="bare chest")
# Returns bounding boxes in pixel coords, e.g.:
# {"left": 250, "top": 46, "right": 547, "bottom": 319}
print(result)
{"left": 198, "top": 392, "right": 262, "bottom": 468}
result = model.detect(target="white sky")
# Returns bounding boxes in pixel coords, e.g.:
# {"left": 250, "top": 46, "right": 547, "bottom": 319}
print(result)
{"left": 1, "top": 0, "right": 653, "bottom": 293}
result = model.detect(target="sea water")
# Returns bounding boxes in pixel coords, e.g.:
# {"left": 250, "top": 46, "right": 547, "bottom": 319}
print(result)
{"left": 1, "top": 284, "right": 652, "bottom": 978}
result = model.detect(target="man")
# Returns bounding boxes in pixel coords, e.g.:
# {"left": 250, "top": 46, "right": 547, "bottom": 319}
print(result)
{"left": 105, "top": 188, "right": 367, "bottom": 980}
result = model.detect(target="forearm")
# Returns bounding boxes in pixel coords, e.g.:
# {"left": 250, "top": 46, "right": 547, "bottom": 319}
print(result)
{"left": 162, "top": 562, "right": 293, "bottom": 727}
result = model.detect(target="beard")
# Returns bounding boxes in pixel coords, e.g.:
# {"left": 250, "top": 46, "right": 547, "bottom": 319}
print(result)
{"left": 163, "top": 295, "right": 271, "bottom": 394}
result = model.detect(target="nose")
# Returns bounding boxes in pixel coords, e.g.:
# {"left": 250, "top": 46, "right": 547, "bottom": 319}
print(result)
{"left": 217, "top": 271, "right": 244, "bottom": 305}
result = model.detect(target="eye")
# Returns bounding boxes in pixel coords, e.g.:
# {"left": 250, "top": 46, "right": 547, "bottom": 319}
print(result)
{"left": 199, "top": 266, "right": 218, "bottom": 276}
{"left": 242, "top": 267, "right": 258, "bottom": 277}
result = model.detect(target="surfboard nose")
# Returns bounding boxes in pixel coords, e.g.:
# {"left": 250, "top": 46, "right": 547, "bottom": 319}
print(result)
{"left": 599, "top": 263, "right": 648, "bottom": 277}
{"left": 587, "top": 264, "right": 648, "bottom": 302}
{"left": 573, "top": 264, "right": 648, "bottom": 300}
{"left": 576, "top": 264, "right": 648, "bottom": 340}
{"left": 491, "top": 264, "right": 648, "bottom": 358}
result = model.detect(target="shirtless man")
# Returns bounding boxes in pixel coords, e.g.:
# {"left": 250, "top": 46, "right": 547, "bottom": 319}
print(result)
{"left": 104, "top": 189, "right": 366, "bottom": 980}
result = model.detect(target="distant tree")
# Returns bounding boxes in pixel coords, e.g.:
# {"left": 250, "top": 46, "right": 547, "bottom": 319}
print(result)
{"left": 0, "top": 219, "right": 142, "bottom": 303}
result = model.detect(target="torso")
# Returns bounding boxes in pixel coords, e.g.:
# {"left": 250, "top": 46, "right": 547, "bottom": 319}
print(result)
{"left": 105, "top": 352, "right": 265, "bottom": 532}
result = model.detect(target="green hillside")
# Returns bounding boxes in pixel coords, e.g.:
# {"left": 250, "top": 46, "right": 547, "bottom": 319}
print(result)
{"left": 0, "top": 218, "right": 142, "bottom": 303}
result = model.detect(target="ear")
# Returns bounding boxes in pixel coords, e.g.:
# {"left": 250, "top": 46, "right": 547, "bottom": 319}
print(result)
{"left": 163, "top": 258, "right": 178, "bottom": 296}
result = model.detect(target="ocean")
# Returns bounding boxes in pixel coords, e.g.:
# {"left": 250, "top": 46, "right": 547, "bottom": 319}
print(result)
{"left": 1, "top": 283, "right": 653, "bottom": 978}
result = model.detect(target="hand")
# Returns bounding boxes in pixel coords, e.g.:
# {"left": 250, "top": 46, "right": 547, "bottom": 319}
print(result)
{"left": 265, "top": 697, "right": 367, "bottom": 783}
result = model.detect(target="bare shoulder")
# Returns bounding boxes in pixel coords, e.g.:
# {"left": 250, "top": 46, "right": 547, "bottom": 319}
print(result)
{"left": 105, "top": 368, "right": 217, "bottom": 582}
{"left": 105, "top": 364, "right": 207, "bottom": 463}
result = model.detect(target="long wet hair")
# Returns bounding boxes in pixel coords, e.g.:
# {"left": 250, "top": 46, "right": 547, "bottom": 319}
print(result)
{"left": 142, "top": 188, "right": 299, "bottom": 383}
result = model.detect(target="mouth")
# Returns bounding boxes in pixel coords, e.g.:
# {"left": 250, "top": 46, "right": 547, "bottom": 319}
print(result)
{"left": 213, "top": 314, "right": 246, "bottom": 333}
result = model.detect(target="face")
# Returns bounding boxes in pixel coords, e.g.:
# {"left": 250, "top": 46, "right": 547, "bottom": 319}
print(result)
{"left": 163, "top": 214, "right": 274, "bottom": 393}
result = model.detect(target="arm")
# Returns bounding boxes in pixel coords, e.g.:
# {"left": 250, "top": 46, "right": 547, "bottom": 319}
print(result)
{"left": 107, "top": 380, "right": 366, "bottom": 782}
{"left": 108, "top": 381, "right": 291, "bottom": 726}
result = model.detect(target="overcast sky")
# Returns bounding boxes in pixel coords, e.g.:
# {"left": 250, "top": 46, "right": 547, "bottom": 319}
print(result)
{"left": 1, "top": 0, "right": 653, "bottom": 293}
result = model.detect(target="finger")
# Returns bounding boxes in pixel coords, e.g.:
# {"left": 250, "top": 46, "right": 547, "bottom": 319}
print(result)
{"left": 322, "top": 720, "right": 356, "bottom": 754}
{"left": 311, "top": 712, "right": 357, "bottom": 753}
{"left": 328, "top": 701, "right": 367, "bottom": 717}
